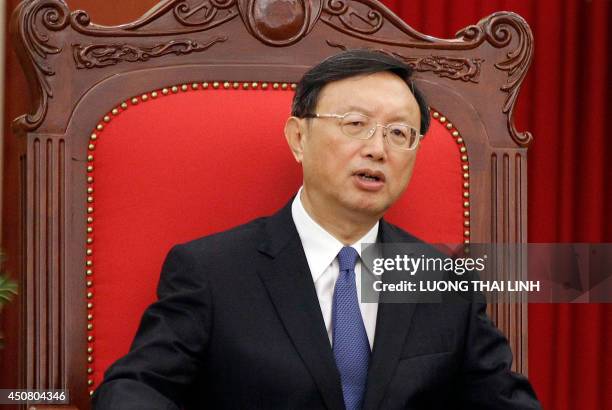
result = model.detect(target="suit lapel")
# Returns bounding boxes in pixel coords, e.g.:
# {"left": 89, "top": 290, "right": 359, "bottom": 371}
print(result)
{"left": 256, "top": 201, "right": 345, "bottom": 410}
{"left": 362, "top": 220, "right": 419, "bottom": 410}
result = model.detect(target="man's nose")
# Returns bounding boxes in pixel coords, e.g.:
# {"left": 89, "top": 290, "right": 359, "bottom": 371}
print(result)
{"left": 362, "top": 125, "right": 387, "bottom": 161}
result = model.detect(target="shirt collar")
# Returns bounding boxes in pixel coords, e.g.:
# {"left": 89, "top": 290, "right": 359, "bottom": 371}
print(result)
{"left": 291, "top": 186, "right": 379, "bottom": 282}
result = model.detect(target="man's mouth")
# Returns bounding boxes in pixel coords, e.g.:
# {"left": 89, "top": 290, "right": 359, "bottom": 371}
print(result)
{"left": 354, "top": 169, "right": 385, "bottom": 182}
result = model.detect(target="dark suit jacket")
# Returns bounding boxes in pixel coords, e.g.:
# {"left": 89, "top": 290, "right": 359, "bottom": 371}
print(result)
{"left": 93, "top": 200, "right": 541, "bottom": 409}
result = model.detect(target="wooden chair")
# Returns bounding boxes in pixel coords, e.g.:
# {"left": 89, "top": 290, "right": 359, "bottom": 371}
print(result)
{"left": 5, "top": 0, "right": 533, "bottom": 408}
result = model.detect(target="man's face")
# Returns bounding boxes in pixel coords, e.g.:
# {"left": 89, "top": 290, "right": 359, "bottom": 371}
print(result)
{"left": 294, "top": 71, "right": 421, "bottom": 220}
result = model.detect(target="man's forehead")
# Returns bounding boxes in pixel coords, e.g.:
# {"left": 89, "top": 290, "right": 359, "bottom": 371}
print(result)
{"left": 315, "top": 72, "right": 419, "bottom": 116}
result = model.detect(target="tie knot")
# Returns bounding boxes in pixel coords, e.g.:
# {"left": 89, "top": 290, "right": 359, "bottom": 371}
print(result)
{"left": 338, "top": 246, "right": 359, "bottom": 272}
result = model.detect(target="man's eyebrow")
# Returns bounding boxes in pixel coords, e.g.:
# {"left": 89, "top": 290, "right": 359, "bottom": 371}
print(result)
{"left": 340, "top": 106, "right": 414, "bottom": 122}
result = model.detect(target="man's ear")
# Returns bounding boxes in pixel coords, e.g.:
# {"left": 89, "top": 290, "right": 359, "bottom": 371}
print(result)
{"left": 284, "top": 116, "right": 307, "bottom": 163}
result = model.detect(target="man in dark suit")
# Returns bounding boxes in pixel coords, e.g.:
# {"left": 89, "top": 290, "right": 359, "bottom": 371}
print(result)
{"left": 93, "top": 50, "right": 541, "bottom": 409}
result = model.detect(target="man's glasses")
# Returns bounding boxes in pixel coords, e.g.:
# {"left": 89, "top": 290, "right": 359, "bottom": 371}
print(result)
{"left": 304, "top": 112, "right": 422, "bottom": 151}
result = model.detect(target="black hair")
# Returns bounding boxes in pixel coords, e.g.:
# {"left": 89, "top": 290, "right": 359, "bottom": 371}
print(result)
{"left": 291, "top": 49, "right": 430, "bottom": 136}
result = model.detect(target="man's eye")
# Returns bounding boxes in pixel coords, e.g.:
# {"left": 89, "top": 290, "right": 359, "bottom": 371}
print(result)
{"left": 390, "top": 128, "right": 407, "bottom": 138}
{"left": 348, "top": 121, "right": 365, "bottom": 127}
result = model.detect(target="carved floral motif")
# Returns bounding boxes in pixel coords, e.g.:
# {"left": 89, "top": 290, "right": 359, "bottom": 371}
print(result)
{"left": 328, "top": 41, "right": 483, "bottom": 83}
{"left": 72, "top": 37, "right": 227, "bottom": 69}
{"left": 13, "top": 0, "right": 70, "bottom": 131}
{"left": 457, "top": 12, "right": 534, "bottom": 146}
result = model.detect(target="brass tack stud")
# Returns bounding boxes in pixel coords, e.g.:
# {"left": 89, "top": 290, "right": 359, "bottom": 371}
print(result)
{"left": 103, "top": 116, "right": 110, "bottom": 123}
{"left": 86, "top": 249, "right": 93, "bottom": 256}
{"left": 460, "top": 147, "right": 467, "bottom": 153}
{"left": 213, "top": 81, "right": 220, "bottom": 89}
{"left": 463, "top": 182, "right": 469, "bottom": 189}
{"left": 87, "top": 314, "right": 93, "bottom": 320}
{"left": 181, "top": 84, "right": 188, "bottom": 91}
{"left": 90, "top": 391, "right": 94, "bottom": 397}
{"left": 87, "top": 155, "right": 94, "bottom": 162}
{"left": 291, "top": 83, "right": 297, "bottom": 90}
{"left": 86, "top": 280, "right": 93, "bottom": 287}
{"left": 88, "top": 379, "right": 94, "bottom": 386}
{"left": 464, "top": 230, "right": 471, "bottom": 237}
{"left": 87, "top": 367, "right": 93, "bottom": 374}
{"left": 88, "top": 335, "right": 94, "bottom": 342}
{"left": 457, "top": 138, "right": 464, "bottom": 144}
{"left": 86, "top": 260, "right": 93, "bottom": 267}
{"left": 151, "top": 91, "right": 158, "bottom": 98}
{"left": 281, "top": 83, "right": 288, "bottom": 90}
{"left": 191, "top": 83, "right": 199, "bottom": 90}
{"left": 131, "top": 97, "right": 138, "bottom": 105}
{"left": 87, "top": 323, "right": 93, "bottom": 330}
{"left": 87, "top": 302, "right": 93, "bottom": 309}
{"left": 87, "top": 292, "right": 93, "bottom": 299}
{"left": 461, "top": 155, "right": 468, "bottom": 162}
{"left": 262, "top": 82, "right": 269, "bottom": 89}
{"left": 120, "top": 102, "right": 128, "bottom": 109}
{"left": 242, "top": 82, "right": 249, "bottom": 89}
{"left": 87, "top": 227, "right": 93, "bottom": 233}
{"left": 463, "top": 192, "right": 470, "bottom": 198}
{"left": 162, "top": 88, "right": 169, "bottom": 95}
{"left": 87, "top": 216, "right": 94, "bottom": 223}
{"left": 463, "top": 173, "right": 469, "bottom": 179}
{"left": 87, "top": 356, "right": 93, "bottom": 363}
{"left": 463, "top": 201, "right": 470, "bottom": 208}
{"left": 432, "top": 112, "right": 440, "bottom": 118}
{"left": 439, "top": 116, "right": 446, "bottom": 123}
{"left": 86, "top": 269, "right": 93, "bottom": 276}
{"left": 96, "top": 124, "right": 103, "bottom": 131}
{"left": 87, "top": 238, "right": 93, "bottom": 244}
{"left": 452, "top": 131, "right": 459, "bottom": 137}
{"left": 90, "top": 133, "right": 97, "bottom": 140}
{"left": 446, "top": 123, "right": 453, "bottom": 129}
{"left": 231, "top": 82, "right": 239, "bottom": 89}
{"left": 141, "top": 94, "right": 148, "bottom": 101}
{"left": 171, "top": 86, "right": 179, "bottom": 93}
{"left": 272, "top": 83, "right": 279, "bottom": 89}
{"left": 87, "top": 207, "right": 94, "bottom": 214}
{"left": 202, "top": 82, "right": 209, "bottom": 89}
{"left": 462, "top": 164, "right": 469, "bottom": 171}
{"left": 464, "top": 220, "right": 470, "bottom": 227}
{"left": 88, "top": 144, "right": 95, "bottom": 151}
{"left": 464, "top": 239, "right": 470, "bottom": 244}
{"left": 87, "top": 165, "right": 94, "bottom": 172}
{"left": 464, "top": 210, "right": 470, "bottom": 217}
{"left": 111, "top": 108, "right": 119, "bottom": 115}
{"left": 87, "top": 187, "right": 94, "bottom": 194}
{"left": 252, "top": 82, "right": 259, "bottom": 88}
{"left": 223, "top": 82, "right": 230, "bottom": 89}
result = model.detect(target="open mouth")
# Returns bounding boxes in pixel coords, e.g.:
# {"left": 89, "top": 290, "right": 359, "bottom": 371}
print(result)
{"left": 354, "top": 169, "right": 385, "bottom": 182}
{"left": 357, "top": 173, "right": 380, "bottom": 181}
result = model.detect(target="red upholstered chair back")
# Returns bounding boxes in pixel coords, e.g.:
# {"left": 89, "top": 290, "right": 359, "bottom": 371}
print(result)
{"left": 91, "top": 86, "right": 464, "bottom": 387}
{"left": 7, "top": 1, "right": 533, "bottom": 408}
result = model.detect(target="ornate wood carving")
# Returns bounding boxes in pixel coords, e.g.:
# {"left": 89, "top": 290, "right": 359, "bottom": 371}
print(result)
{"left": 72, "top": 37, "right": 227, "bottom": 69}
{"left": 12, "top": 0, "right": 70, "bottom": 131}
{"left": 238, "top": 0, "right": 322, "bottom": 46}
{"left": 69, "top": 0, "right": 239, "bottom": 36}
{"left": 328, "top": 41, "right": 484, "bottom": 82}
{"left": 458, "top": 13, "right": 534, "bottom": 147}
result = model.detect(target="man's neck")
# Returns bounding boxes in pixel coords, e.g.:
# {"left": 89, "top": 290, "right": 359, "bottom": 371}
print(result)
{"left": 299, "top": 189, "right": 379, "bottom": 245}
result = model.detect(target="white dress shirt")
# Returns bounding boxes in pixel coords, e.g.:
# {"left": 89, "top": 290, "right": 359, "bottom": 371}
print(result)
{"left": 291, "top": 187, "right": 379, "bottom": 350}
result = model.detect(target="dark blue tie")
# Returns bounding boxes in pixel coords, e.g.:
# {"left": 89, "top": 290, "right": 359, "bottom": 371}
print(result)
{"left": 333, "top": 246, "right": 370, "bottom": 410}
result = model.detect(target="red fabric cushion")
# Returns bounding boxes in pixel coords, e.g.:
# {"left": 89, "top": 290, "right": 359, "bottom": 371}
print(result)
{"left": 89, "top": 86, "right": 463, "bottom": 387}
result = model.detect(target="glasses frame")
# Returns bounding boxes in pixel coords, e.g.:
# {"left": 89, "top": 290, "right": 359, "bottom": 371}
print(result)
{"left": 304, "top": 112, "right": 423, "bottom": 151}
